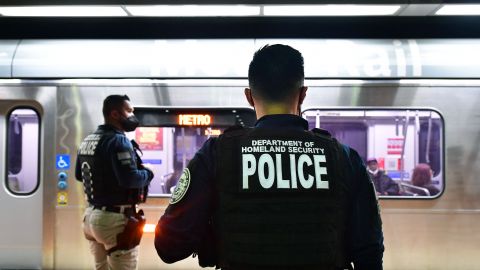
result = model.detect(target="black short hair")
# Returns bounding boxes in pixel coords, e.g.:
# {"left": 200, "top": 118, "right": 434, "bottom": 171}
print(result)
{"left": 248, "top": 44, "right": 304, "bottom": 102}
{"left": 102, "top": 95, "right": 130, "bottom": 118}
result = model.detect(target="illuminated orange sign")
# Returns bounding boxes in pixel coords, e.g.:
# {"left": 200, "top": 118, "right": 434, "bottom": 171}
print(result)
{"left": 178, "top": 114, "right": 212, "bottom": 126}
{"left": 205, "top": 129, "right": 222, "bottom": 136}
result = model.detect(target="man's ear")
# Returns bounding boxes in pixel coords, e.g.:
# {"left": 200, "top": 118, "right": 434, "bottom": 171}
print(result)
{"left": 244, "top": 88, "right": 254, "bottom": 107}
{"left": 110, "top": 110, "right": 120, "bottom": 120}
{"left": 298, "top": 86, "right": 308, "bottom": 105}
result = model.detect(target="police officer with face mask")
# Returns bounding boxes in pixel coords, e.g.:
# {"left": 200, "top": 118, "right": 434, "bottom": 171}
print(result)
{"left": 154, "top": 45, "right": 384, "bottom": 270}
{"left": 76, "top": 95, "right": 154, "bottom": 270}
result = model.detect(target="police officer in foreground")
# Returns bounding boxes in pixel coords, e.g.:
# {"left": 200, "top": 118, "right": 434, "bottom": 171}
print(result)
{"left": 154, "top": 45, "right": 384, "bottom": 270}
{"left": 76, "top": 95, "right": 154, "bottom": 270}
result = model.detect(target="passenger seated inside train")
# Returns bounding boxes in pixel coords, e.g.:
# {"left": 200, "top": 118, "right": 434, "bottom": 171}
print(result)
{"left": 411, "top": 163, "right": 440, "bottom": 196}
{"left": 367, "top": 158, "right": 400, "bottom": 196}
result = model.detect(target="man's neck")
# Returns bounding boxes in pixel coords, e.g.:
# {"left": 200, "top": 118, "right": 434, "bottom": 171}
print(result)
{"left": 105, "top": 120, "right": 124, "bottom": 132}
{"left": 255, "top": 103, "right": 298, "bottom": 119}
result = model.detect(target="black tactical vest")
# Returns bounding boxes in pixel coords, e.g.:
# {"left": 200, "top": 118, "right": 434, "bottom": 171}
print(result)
{"left": 214, "top": 126, "right": 350, "bottom": 269}
{"left": 77, "top": 127, "right": 144, "bottom": 205}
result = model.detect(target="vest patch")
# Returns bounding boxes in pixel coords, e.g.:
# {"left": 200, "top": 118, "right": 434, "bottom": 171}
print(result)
{"left": 78, "top": 134, "right": 101, "bottom": 156}
{"left": 117, "top": 151, "right": 132, "bottom": 160}
{"left": 170, "top": 168, "right": 191, "bottom": 204}
{"left": 241, "top": 139, "right": 330, "bottom": 191}
{"left": 216, "top": 131, "right": 349, "bottom": 267}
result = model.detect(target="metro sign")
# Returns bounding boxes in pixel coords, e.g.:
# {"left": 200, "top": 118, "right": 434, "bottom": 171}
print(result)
{"left": 178, "top": 114, "right": 212, "bottom": 126}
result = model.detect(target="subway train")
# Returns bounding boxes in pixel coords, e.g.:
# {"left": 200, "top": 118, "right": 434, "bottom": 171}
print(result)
{"left": 0, "top": 39, "right": 479, "bottom": 269}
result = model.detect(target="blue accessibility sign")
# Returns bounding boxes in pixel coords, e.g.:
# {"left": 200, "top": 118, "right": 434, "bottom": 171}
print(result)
{"left": 56, "top": 154, "right": 70, "bottom": 170}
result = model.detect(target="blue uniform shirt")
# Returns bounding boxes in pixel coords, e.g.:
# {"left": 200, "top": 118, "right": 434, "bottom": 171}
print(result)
{"left": 75, "top": 124, "right": 152, "bottom": 205}
{"left": 155, "top": 114, "right": 384, "bottom": 269}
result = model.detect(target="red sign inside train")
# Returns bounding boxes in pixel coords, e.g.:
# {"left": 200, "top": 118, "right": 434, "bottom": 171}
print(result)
{"left": 135, "top": 127, "right": 163, "bottom": 150}
{"left": 178, "top": 114, "right": 212, "bottom": 126}
{"left": 387, "top": 137, "right": 404, "bottom": 155}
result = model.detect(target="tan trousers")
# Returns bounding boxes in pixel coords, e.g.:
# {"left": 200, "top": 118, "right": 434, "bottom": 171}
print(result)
{"left": 83, "top": 206, "right": 139, "bottom": 270}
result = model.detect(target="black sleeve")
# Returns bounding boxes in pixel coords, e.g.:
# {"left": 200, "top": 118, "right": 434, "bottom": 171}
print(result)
{"left": 75, "top": 153, "right": 82, "bottom": 182}
{"left": 345, "top": 147, "right": 385, "bottom": 270}
{"left": 155, "top": 138, "right": 216, "bottom": 264}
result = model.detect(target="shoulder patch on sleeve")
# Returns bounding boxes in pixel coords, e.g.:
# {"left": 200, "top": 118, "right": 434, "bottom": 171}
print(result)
{"left": 117, "top": 151, "right": 132, "bottom": 160}
{"left": 170, "top": 168, "right": 191, "bottom": 204}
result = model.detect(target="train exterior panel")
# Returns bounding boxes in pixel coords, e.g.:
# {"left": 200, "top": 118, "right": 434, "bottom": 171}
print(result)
{"left": 0, "top": 39, "right": 479, "bottom": 269}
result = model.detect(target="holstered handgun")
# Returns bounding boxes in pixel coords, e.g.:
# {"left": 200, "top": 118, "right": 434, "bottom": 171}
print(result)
{"left": 107, "top": 209, "right": 146, "bottom": 255}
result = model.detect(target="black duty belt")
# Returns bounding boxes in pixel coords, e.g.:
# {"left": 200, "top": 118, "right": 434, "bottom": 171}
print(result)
{"left": 93, "top": 205, "right": 136, "bottom": 215}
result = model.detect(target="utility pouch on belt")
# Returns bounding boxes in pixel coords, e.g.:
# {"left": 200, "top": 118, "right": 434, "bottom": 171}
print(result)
{"left": 108, "top": 209, "right": 146, "bottom": 255}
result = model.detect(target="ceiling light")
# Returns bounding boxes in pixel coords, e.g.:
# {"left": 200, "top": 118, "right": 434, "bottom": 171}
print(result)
{"left": 0, "top": 6, "right": 127, "bottom": 16}
{"left": 264, "top": 5, "right": 401, "bottom": 16}
{"left": 435, "top": 5, "right": 480, "bottom": 15}
{"left": 126, "top": 5, "right": 260, "bottom": 17}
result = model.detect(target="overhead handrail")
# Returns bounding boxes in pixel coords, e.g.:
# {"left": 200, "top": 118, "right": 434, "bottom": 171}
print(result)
{"left": 400, "top": 110, "right": 410, "bottom": 182}
{"left": 426, "top": 111, "right": 433, "bottom": 164}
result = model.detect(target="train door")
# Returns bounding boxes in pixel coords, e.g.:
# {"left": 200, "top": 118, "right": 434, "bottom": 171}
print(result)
{"left": 122, "top": 107, "right": 256, "bottom": 269}
{"left": 129, "top": 107, "right": 256, "bottom": 198}
{"left": 128, "top": 125, "right": 219, "bottom": 196}
{"left": 0, "top": 104, "right": 42, "bottom": 268}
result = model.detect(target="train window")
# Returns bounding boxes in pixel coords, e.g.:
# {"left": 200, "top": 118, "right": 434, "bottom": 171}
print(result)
{"left": 127, "top": 108, "right": 256, "bottom": 197}
{"left": 5, "top": 108, "right": 40, "bottom": 195}
{"left": 303, "top": 109, "right": 444, "bottom": 199}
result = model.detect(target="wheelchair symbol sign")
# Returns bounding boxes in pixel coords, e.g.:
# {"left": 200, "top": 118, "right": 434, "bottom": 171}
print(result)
{"left": 56, "top": 155, "right": 70, "bottom": 170}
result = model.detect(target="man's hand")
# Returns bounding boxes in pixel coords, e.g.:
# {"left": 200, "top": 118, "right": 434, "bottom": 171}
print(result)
{"left": 142, "top": 164, "right": 154, "bottom": 180}
{"left": 142, "top": 163, "right": 154, "bottom": 171}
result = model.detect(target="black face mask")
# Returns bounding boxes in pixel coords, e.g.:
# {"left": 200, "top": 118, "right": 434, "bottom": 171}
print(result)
{"left": 120, "top": 115, "right": 139, "bottom": 132}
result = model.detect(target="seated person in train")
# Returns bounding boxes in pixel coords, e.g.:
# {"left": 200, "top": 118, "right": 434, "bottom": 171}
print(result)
{"left": 367, "top": 158, "right": 400, "bottom": 196}
{"left": 411, "top": 163, "right": 440, "bottom": 196}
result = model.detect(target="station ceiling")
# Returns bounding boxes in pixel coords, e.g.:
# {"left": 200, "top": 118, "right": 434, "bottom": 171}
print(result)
{"left": 0, "top": 0, "right": 479, "bottom": 38}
